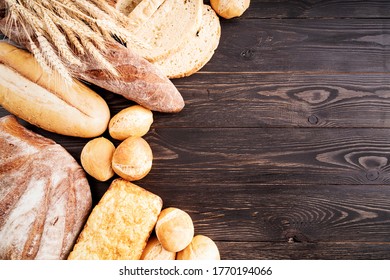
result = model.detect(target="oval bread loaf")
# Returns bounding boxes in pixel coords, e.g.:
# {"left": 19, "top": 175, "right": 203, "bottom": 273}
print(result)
{"left": 0, "top": 115, "right": 92, "bottom": 260}
{"left": 0, "top": 42, "right": 110, "bottom": 138}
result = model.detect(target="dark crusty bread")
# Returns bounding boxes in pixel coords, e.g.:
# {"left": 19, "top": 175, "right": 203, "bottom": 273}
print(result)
{"left": 0, "top": 115, "right": 92, "bottom": 260}
{"left": 68, "top": 179, "right": 162, "bottom": 260}
{"left": 74, "top": 41, "right": 184, "bottom": 113}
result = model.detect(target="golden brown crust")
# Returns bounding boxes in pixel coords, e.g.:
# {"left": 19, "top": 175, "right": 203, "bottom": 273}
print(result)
{"left": 0, "top": 42, "right": 110, "bottom": 138}
{"left": 0, "top": 115, "right": 92, "bottom": 260}
{"left": 141, "top": 236, "right": 176, "bottom": 260}
{"left": 68, "top": 179, "right": 163, "bottom": 260}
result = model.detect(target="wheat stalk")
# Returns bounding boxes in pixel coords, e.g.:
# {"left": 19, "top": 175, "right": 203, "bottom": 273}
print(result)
{"left": 2, "top": 0, "right": 144, "bottom": 83}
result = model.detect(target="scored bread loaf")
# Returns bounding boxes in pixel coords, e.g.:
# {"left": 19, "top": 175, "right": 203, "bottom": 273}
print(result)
{"left": 0, "top": 42, "right": 110, "bottom": 137}
{"left": 0, "top": 115, "right": 92, "bottom": 260}
{"left": 154, "top": 5, "right": 221, "bottom": 78}
{"left": 68, "top": 179, "right": 163, "bottom": 260}
{"left": 73, "top": 41, "right": 185, "bottom": 113}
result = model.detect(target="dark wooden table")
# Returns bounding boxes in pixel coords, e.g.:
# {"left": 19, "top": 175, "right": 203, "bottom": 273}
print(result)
{"left": 2, "top": 0, "right": 390, "bottom": 259}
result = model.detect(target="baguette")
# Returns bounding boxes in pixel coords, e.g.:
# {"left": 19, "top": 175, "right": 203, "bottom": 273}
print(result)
{"left": 73, "top": 41, "right": 185, "bottom": 113}
{"left": 0, "top": 12, "right": 185, "bottom": 113}
{"left": 0, "top": 42, "right": 110, "bottom": 138}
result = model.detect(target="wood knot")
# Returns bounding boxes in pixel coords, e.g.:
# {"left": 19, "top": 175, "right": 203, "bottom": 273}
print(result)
{"left": 240, "top": 49, "right": 254, "bottom": 60}
{"left": 308, "top": 114, "right": 319, "bottom": 125}
{"left": 284, "top": 229, "right": 311, "bottom": 243}
{"left": 366, "top": 170, "right": 380, "bottom": 181}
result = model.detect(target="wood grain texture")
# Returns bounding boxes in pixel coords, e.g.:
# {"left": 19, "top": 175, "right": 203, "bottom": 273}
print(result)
{"left": 202, "top": 19, "right": 390, "bottom": 73}
{"left": 241, "top": 0, "right": 390, "bottom": 19}
{"left": 140, "top": 127, "right": 390, "bottom": 185}
{"left": 2, "top": 0, "right": 390, "bottom": 260}
{"left": 158, "top": 73, "right": 390, "bottom": 128}
{"left": 138, "top": 183, "right": 390, "bottom": 244}
{"left": 216, "top": 242, "right": 390, "bottom": 260}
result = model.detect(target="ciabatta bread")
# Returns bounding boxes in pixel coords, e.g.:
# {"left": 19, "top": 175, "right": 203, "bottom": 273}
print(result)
{"left": 154, "top": 5, "right": 221, "bottom": 78}
{"left": 68, "top": 179, "right": 162, "bottom": 260}
{"left": 0, "top": 115, "right": 92, "bottom": 260}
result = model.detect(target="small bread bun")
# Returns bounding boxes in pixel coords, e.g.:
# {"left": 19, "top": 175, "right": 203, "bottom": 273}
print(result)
{"left": 141, "top": 236, "right": 176, "bottom": 260}
{"left": 109, "top": 105, "right": 153, "bottom": 140}
{"left": 155, "top": 207, "right": 194, "bottom": 252}
{"left": 176, "top": 235, "right": 220, "bottom": 260}
{"left": 111, "top": 136, "right": 153, "bottom": 181}
{"left": 210, "top": 0, "right": 250, "bottom": 19}
{"left": 81, "top": 137, "right": 115, "bottom": 181}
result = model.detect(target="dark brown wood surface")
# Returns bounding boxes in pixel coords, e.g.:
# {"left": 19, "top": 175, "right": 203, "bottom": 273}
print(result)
{"left": 1, "top": 0, "right": 390, "bottom": 259}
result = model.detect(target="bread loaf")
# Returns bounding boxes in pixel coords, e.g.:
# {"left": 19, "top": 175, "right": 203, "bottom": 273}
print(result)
{"left": 68, "top": 179, "right": 162, "bottom": 260}
{"left": 0, "top": 115, "right": 92, "bottom": 260}
{"left": 0, "top": 42, "right": 110, "bottom": 138}
{"left": 111, "top": 0, "right": 203, "bottom": 63}
{"left": 154, "top": 5, "right": 221, "bottom": 78}
{"left": 70, "top": 41, "right": 184, "bottom": 113}
{"left": 0, "top": 14, "right": 185, "bottom": 113}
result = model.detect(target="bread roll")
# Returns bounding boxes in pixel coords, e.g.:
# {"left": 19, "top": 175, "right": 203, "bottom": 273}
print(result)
{"left": 0, "top": 42, "right": 110, "bottom": 138}
{"left": 141, "top": 236, "right": 176, "bottom": 260}
{"left": 210, "top": 0, "right": 250, "bottom": 19}
{"left": 112, "top": 136, "right": 153, "bottom": 181}
{"left": 81, "top": 137, "right": 116, "bottom": 181}
{"left": 0, "top": 115, "right": 92, "bottom": 260}
{"left": 68, "top": 179, "right": 163, "bottom": 260}
{"left": 109, "top": 105, "right": 153, "bottom": 140}
{"left": 155, "top": 207, "right": 194, "bottom": 252}
{"left": 176, "top": 235, "right": 220, "bottom": 260}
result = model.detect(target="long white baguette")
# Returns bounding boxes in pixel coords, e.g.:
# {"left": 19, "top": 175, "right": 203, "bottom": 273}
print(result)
{"left": 0, "top": 42, "right": 110, "bottom": 138}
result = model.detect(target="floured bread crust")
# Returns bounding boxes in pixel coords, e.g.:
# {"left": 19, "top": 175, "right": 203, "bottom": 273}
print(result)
{"left": 68, "top": 179, "right": 163, "bottom": 260}
{"left": 0, "top": 115, "right": 92, "bottom": 260}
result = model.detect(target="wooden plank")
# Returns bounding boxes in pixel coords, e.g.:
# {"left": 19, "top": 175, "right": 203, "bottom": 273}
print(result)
{"left": 137, "top": 183, "right": 390, "bottom": 244}
{"left": 216, "top": 241, "right": 390, "bottom": 259}
{"left": 202, "top": 19, "right": 390, "bottom": 73}
{"left": 3, "top": 72, "right": 390, "bottom": 129}
{"left": 241, "top": 0, "right": 390, "bottom": 19}
{"left": 157, "top": 73, "right": 390, "bottom": 128}
{"left": 3, "top": 118, "right": 390, "bottom": 186}
{"left": 138, "top": 127, "right": 390, "bottom": 185}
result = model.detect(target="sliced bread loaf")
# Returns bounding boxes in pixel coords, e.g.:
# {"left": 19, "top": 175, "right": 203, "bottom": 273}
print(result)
{"left": 126, "top": 0, "right": 165, "bottom": 30}
{"left": 153, "top": 5, "right": 221, "bottom": 79}
{"left": 125, "top": 0, "right": 204, "bottom": 62}
{"left": 114, "top": 0, "right": 142, "bottom": 15}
